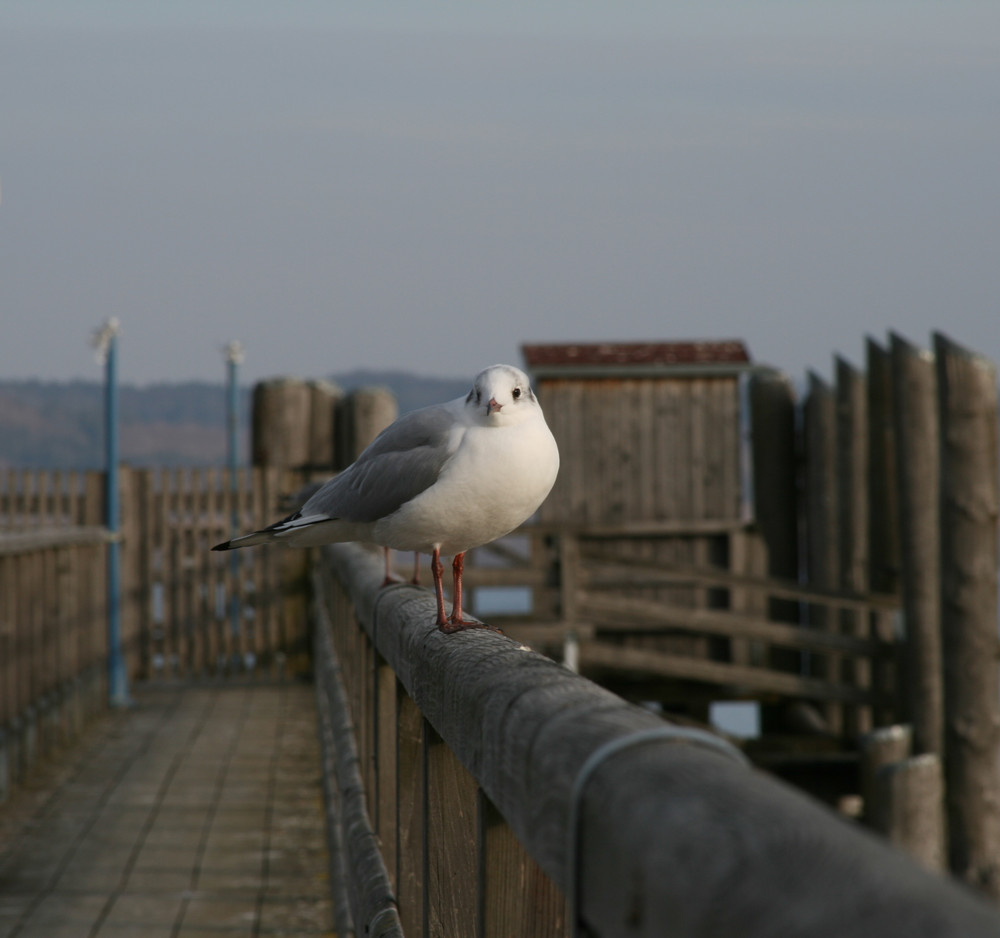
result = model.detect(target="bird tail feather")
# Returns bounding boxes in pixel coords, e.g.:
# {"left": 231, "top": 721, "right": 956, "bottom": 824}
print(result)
{"left": 211, "top": 512, "right": 334, "bottom": 551}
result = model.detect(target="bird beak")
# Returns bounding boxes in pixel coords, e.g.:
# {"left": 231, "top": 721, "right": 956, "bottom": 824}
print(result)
{"left": 487, "top": 397, "right": 503, "bottom": 415}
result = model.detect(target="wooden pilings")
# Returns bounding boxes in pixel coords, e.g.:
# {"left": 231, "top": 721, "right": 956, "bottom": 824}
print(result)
{"left": 795, "top": 332, "right": 1000, "bottom": 892}
{"left": 251, "top": 378, "right": 315, "bottom": 468}
{"left": 251, "top": 376, "right": 398, "bottom": 472}
{"left": 935, "top": 333, "right": 1000, "bottom": 896}
{"left": 336, "top": 385, "right": 398, "bottom": 467}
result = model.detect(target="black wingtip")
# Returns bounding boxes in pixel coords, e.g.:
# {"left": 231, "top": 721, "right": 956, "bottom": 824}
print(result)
{"left": 211, "top": 541, "right": 231, "bottom": 551}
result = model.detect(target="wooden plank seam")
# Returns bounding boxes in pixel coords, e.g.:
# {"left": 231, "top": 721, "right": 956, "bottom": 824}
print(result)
{"left": 566, "top": 726, "right": 750, "bottom": 938}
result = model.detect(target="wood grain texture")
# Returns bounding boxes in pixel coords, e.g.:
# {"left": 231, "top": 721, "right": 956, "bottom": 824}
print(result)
{"left": 425, "top": 725, "right": 478, "bottom": 938}
{"left": 395, "top": 688, "right": 425, "bottom": 938}
{"left": 479, "top": 793, "right": 569, "bottom": 938}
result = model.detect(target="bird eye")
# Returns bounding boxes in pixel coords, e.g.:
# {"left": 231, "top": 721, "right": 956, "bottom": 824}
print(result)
{"left": 512, "top": 387, "right": 522, "bottom": 400}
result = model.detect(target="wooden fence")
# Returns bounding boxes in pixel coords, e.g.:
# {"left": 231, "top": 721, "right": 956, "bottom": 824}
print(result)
{"left": 0, "top": 465, "right": 310, "bottom": 801}
{"left": 461, "top": 528, "right": 898, "bottom": 715}
{"left": 794, "top": 334, "right": 1000, "bottom": 893}
{"left": 313, "top": 540, "right": 1000, "bottom": 938}
{"left": 0, "top": 528, "right": 109, "bottom": 800}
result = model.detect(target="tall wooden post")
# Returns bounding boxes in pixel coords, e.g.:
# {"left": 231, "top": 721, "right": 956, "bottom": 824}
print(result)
{"left": 803, "top": 372, "right": 841, "bottom": 734}
{"left": 749, "top": 370, "right": 800, "bottom": 731}
{"left": 252, "top": 378, "right": 312, "bottom": 468}
{"left": 308, "top": 380, "right": 343, "bottom": 469}
{"left": 866, "top": 339, "right": 900, "bottom": 726}
{"left": 337, "top": 386, "right": 398, "bottom": 467}
{"left": 251, "top": 377, "right": 317, "bottom": 674}
{"left": 748, "top": 370, "right": 799, "bottom": 607}
{"left": 836, "top": 357, "right": 870, "bottom": 734}
{"left": 866, "top": 338, "right": 900, "bottom": 596}
{"left": 890, "top": 333, "right": 943, "bottom": 758}
{"left": 934, "top": 332, "right": 1000, "bottom": 897}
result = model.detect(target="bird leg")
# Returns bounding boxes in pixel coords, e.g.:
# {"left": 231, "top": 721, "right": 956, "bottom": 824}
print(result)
{"left": 382, "top": 549, "right": 422, "bottom": 587}
{"left": 450, "top": 552, "right": 467, "bottom": 624}
{"left": 431, "top": 547, "right": 449, "bottom": 627}
{"left": 438, "top": 552, "right": 501, "bottom": 633}
{"left": 381, "top": 547, "right": 414, "bottom": 587}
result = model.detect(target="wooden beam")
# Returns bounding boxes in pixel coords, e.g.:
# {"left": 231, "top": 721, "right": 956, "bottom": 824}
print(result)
{"left": 458, "top": 566, "right": 549, "bottom": 589}
{"left": 577, "top": 641, "right": 873, "bottom": 704}
{"left": 579, "top": 556, "right": 899, "bottom": 613}
{"left": 577, "top": 592, "right": 888, "bottom": 657}
{"left": 527, "top": 519, "right": 748, "bottom": 538}
{"left": 0, "top": 527, "right": 111, "bottom": 555}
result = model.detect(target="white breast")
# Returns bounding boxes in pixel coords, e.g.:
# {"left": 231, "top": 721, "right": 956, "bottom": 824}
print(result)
{"left": 372, "top": 414, "right": 559, "bottom": 555}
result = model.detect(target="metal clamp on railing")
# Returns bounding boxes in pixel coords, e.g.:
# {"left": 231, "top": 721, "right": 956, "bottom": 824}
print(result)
{"left": 568, "top": 725, "right": 750, "bottom": 938}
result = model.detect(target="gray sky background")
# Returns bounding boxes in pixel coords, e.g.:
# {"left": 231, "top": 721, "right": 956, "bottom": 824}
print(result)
{"left": 2, "top": 2, "right": 999, "bottom": 387}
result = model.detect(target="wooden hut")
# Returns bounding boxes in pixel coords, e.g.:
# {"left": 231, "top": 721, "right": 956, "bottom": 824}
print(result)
{"left": 520, "top": 340, "right": 799, "bottom": 720}
{"left": 523, "top": 340, "right": 755, "bottom": 531}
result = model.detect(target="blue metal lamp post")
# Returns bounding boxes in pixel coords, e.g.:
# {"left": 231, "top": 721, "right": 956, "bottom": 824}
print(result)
{"left": 92, "top": 317, "right": 131, "bottom": 707}
{"left": 224, "top": 340, "right": 245, "bottom": 670}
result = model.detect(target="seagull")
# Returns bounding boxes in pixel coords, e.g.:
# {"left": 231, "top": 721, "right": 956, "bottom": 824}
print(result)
{"left": 213, "top": 364, "right": 560, "bottom": 632}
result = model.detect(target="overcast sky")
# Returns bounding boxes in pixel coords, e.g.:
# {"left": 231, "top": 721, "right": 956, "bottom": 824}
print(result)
{"left": 2, "top": 2, "right": 999, "bottom": 387}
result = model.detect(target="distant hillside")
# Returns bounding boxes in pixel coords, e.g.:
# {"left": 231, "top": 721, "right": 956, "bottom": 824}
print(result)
{"left": 332, "top": 369, "right": 470, "bottom": 416}
{"left": 0, "top": 371, "right": 470, "bottom": 469}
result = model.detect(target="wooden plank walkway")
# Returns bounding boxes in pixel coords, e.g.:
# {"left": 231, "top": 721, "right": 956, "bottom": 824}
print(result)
{"left": 0, "top": 683, "right": 333, "bottom": 938}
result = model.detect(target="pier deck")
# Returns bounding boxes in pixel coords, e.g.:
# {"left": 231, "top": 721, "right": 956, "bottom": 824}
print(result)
{"left": 0, "top": 682, "right": 333, "bottom": 938}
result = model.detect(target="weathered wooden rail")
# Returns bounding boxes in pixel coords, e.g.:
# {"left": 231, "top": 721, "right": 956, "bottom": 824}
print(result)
{"left": 313, "top": 541, "right": 1000, "bottom": 938}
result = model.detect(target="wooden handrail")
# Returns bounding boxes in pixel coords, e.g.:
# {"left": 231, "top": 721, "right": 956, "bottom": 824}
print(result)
{"left": 315, "top": 542, "right": 1000, "bottom": 938}
{"left": 0, "top": 526, "right": 112, "bottom": 555}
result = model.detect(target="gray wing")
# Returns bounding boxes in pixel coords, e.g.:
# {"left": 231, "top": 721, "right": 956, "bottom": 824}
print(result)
{"left": 301, "top": 401, "right": 461, "bottom": 523}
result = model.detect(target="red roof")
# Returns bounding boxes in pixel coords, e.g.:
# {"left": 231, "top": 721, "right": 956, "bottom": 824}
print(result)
{"left": 522, "top": 341, "right": 751, "bottom": 368}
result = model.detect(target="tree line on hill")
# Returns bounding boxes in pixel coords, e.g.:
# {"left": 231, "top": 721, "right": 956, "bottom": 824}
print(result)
{"left": 0, "top": 370, "right": 469, "bottom": 469}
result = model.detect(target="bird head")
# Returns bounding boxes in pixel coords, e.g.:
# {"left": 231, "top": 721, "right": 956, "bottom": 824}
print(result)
{"left": 465, "top": 364, "right": 540, "bottom": 425}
